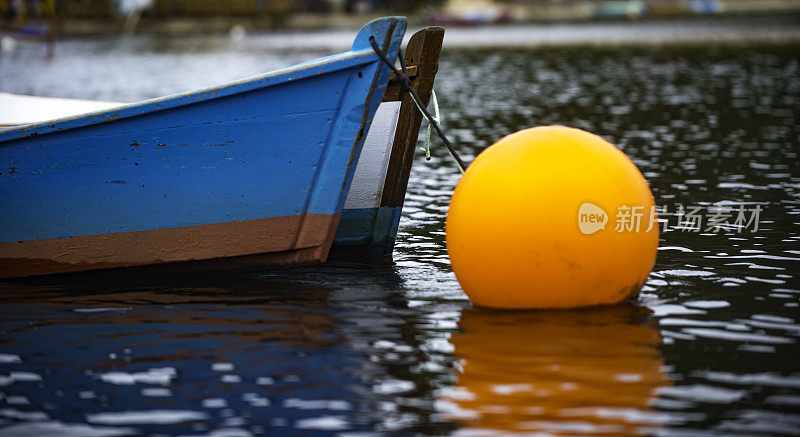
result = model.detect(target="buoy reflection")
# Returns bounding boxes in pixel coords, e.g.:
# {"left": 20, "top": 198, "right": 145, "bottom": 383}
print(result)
{"left": 441, "top": 306, "right": 670, "bottom": 435}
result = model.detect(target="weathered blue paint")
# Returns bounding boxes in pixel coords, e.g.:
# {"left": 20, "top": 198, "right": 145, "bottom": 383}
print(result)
{"left": 333, "top": 206, "right": 403, "bottom": 254}
{"left": 0, "top": 18, "right": 406, "bottom": 244}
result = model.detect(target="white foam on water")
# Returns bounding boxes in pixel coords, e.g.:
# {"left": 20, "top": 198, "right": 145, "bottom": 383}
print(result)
{"left": 705, "top": 254, "right": 800, "bottom": 261}
{"left": 0, "top": 371, "right": 43, "bottom": 387}
{"left": 98, "top": 367, "right": 176, "bottom": 385}
{"left": 242, "top": 393, "right": 270, "bottom": 407}
{"left": 73, "top": 308, "right": 132, "bottom": 313}
{"left": 660, "top": 330, "right": 697, "bottom": 341}
{"left": 5, "top": 395, "right": 29, "bottom": 405}
{"left": 490, "top": 384, "right": 533, "bottom": 396}
{"left": 141, "top": 388, "right": 172, "bottom": 397}
{"left": 196, "top": 428, "right": 254, "bottom": 437}
{"left": 558, "top": 407, "right": 677, "bottom": 425}
{"left": 659, "top": 269, "right": 716, "bottom": 277}
{"left": 682, "top": 328, "right": 794, "bottom": 344}
{"left": 373, "top": 340, "right": 397, "bottom": 349}
{"left": 659, "top": 318, "right": 731, "bottom": 328}
{"left": 724, "top": 262, "right": 784, "bottom": 270}
{"left": 694, "top": 371, "right": 800, "bottom": 388}
{"left": 752, "top": 314, "right": 794, "bottom": 324}
{"left": 202, "top": 398, "right": 228, "bottom": 409}
{"left": 0, "top": 408, "right": 49, "bottom": 421}
{"left": 87, "top": 409, "right": 208, "bottom": 425}
{"left": 8, "top": 372, "right": 41, "bottom": 381}
{"left": 434, "top": 399, "right": 481, "bottom": 421}
{"left": 744, "top": 319, "right": 800, "bottom": 333}
{"left": 649, "top": 304, "right": 706, "bottom": 317}
{"left": 684, "top": 300, "right": 731, "bottom": 309}
{"left": 283, "top": 398, "right": 351, "bottom": 411}
{"left": 657, "top": 384, "right": 747, "bottom": 404}
{"left": 294, "top": 415, "right": 350, "bottom": 431}
{"left": 0, "top": 354, "right": 21, "bottom": 364}
{"left": 438, "top": 386, "right": 476, "bottom": 402}
{"left": 0, "top": 421, "right": 136, "bottom": 436}
{"left": 373, "top": 379, "right": 416, "bottom": 395}
{"left": 745, "top": 276, "right": 786, "bottom": 285}
{"left": 613, "top": 373, "right": 643, "bottom": 383}
{"left": 211, "top": 363, "right": 234, "bottom": 372}
{"left": 255, "top": 377, "right": 274, "bottom": 385}
{"left": 517, "top": 420, "right": 624, "bottom": 434}
{"left": 717, "top": 182, "right": 767, "bottom": 190}
{"left": 765, "top": 394, "right": 800, "bottom": 407}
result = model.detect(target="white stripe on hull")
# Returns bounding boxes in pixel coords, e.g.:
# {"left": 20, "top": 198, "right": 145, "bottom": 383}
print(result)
{"left": 343, "top": 101, "right": 401, "bottom": 210}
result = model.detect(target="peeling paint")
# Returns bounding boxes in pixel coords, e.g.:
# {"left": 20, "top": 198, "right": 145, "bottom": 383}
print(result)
{"left": 204, "top": 140, "right": 234, "bottom": 147}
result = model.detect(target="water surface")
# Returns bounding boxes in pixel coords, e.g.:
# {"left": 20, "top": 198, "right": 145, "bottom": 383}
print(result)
{"left": 1, "top": 18, "right": 799, "bottom": 436}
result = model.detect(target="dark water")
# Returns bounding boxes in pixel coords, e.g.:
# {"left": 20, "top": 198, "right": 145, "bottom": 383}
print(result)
{"left": 1, "top": 20, "right": 799, "bottom": 436}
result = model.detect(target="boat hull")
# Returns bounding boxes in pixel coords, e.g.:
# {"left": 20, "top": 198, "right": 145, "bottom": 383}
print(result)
{"left": 0, "top": 17, "right": 407, "bottom": 278}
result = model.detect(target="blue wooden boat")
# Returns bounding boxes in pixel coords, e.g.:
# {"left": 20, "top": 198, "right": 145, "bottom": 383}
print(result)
{"left": 0, "top": 17, "right": 406, "bottom": 278}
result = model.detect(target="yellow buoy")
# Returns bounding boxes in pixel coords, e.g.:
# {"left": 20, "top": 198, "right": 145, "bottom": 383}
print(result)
{"left": 446, "top": 126, "right": 658, "bottom": 309}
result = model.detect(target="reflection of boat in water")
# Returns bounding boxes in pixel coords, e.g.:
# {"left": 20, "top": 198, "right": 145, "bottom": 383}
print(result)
{"left": 441, "top": 307, "right": 670, "bottom": 435}
{"left": 0, "top": 258, "right": 438, "bottom": 435}
{"left": 0, "top": 20, "right": 444, "bottom": 278}
{"left": 0, "top": 271, "right": 356, "bottom": 433}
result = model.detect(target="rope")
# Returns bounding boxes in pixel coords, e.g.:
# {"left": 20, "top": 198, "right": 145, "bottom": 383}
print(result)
{"left": 369, "top": 36, "right": 467, "bottom": 173}
{"left": 410, "top": 88, "right": 435, "bottom": 160}
{"left": 416, "top": 89, "right": 463, "bottom": 174}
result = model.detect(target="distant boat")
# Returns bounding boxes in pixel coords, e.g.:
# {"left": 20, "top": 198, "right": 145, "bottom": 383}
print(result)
{"left": 0, "top": 17, "right": 407, "bottom": 278}
{"left": 0, "top": 22, "right": 55, "bottom": 57}
{"left": 426, "top": 0, "right": 512, "bottom": 26}
{"left": 0, "top": 22, "right": 50, "bottom": 39}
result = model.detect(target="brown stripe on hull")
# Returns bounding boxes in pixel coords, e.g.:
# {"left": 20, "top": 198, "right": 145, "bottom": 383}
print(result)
{"left": 0, "top": 213, "right": 340, "bottom": 278}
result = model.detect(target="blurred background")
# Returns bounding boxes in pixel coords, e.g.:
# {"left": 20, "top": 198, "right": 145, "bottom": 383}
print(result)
{"left": 1, "top": 0, "right": 800, "bottom": 37}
